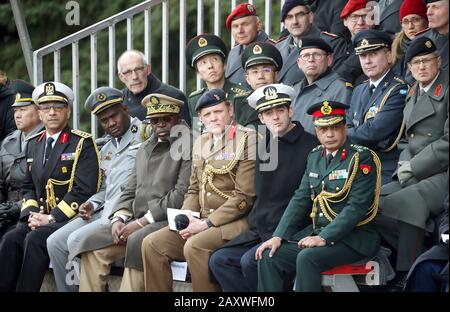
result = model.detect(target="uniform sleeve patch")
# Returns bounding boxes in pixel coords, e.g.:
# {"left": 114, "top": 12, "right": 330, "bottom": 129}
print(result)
{"left": 360, "top": 164, "right": 372, "bottom": 175}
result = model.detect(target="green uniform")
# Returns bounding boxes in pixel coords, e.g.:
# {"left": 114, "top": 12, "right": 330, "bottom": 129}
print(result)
{"left": 258, "top": 141, "right": 381, "bottom": 292}
{"left": 187, "top": 80, "right": 250, "bottom": 132}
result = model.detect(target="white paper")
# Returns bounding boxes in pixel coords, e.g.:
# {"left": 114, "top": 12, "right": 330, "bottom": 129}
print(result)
{"left": 171, "top": 261, "right": 188, "bottom": 281}
{"left": 442, "top": 234, "right": 449, "bottom": 244}
{"left": 167, "top": 208, "right": 200, "bottom": 231}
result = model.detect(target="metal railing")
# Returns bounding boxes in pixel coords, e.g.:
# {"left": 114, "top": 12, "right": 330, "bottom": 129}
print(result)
{"left": 32, "top": 0, "right": 286, "bottom": 137}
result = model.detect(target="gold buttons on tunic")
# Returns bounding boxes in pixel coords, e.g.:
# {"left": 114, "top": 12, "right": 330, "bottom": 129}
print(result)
{"left": 410, "top": 133, "right": 414, "bottom": 138}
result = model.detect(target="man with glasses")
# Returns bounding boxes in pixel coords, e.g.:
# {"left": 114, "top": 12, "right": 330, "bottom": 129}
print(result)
{"left": 0, "top": 81, "right": 101, "bottom": 292}
{"left": 335, "top": 0, "right": 376, "bottom": 85}
{"left": 236, "top": 42, "right": 283, "bottom": 128}
{"left": 347, "top": 29, "right": 408, "bottom": 185}
{"left": 416, "top": 0, "right": 449, "bottom": 71}
{"left": 376, "top": 38, "right": 449, "bottom": 291}
{"left": 117, "top": 50, "right": 190, "bottom": 126}
{"left": 46, "top": 87, "right": 143, "bottom": 292}
{"left": 0, "top": 82, "right": 43, "bottom": 240}
{"left": 76, "top": 93, "right": 191, "bottom": 292}
{"left": 141, "top": 89, "right": 257, "bottom": 292}
{"left": 225, "top": 3, "right": 274, "bottom": 87}
{"left": 292, "top": 38, "right": 353, "bottom": 134}
{"left": 276, "top": 0, "right": 347, "bottom": 86}
{"left": 185, "top": 34, "right": 250, "bottom": 133}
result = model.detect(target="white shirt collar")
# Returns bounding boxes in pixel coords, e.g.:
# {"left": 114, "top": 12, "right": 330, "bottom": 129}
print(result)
{"left": 370, "top": 69, "right": 391, "bottom": 88}
{"left": 420, "top": 74, "right": 440, "bottom": 93}
{"left": 45, "top": 131, "right": 62, "bottom": 148}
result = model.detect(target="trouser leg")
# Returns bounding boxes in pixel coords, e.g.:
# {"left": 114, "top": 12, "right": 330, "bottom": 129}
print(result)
{"left": 240, "top": 244, "right": 261, "bottom": 292}
{"left": 119, "top": 267, "right": 144, "bottom": 292}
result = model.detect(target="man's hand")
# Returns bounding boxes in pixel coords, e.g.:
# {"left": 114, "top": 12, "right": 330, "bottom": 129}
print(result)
{"left": 179, "top": 216, "right": 208, "bottom": 240}
{"left": 117, "top": 220, "right": 142, "bottom": 243}
{"left": 28, "top": 212, "right": 49, "bottom": 229}
{"left": 397, "top": 161, "right": 415, "bottom": 185}
{"left": 255, "top": 237, "right": 282, "bottom": 260}
{"left": 111, "top": 220, "right": 125, "bottom": 245}
{"left": 79, "top": 202, "right": 94, "bottom": 221}
{"left": 298, "top": 236, "right": 326, "bottom": 248}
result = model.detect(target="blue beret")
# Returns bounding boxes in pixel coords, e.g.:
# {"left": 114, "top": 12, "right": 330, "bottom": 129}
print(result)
{"left": 195, "top": 89, "right": 227, "bottom": 112}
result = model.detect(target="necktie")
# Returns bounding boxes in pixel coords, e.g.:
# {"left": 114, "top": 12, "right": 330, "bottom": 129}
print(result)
{"left": 326, "top": 153, "right": 334, "bottom": 168}
{"left": 369, "top": 84, "right": 376, "bottom": 95}
{"left": 44, "top": 137, "right": 54, "bottom": 165}
{"left": 419, "top": 89, "right": 425, "bottom": 96}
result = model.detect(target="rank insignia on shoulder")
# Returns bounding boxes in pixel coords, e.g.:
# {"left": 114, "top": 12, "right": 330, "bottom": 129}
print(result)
{"left": 189, "top": 88, "right": 206, "bottom": 97}
{"left": 129, "top": 143, "right": 141, "bottom": 150}
{"left": 345, "top": 82, "right": 353, "bottom": 88}
{"left": 61, "top": 166, "right": 68, "bottom": 174}
{"left": 238, "top": 200, "right": 247, "bottom": 209}
{"left": 61, "top": 153, "right": 75, "bottom": 161}
{"left": 360, "top": 164, "right": 372, "bottom": 175}
{"left": 71, "top": 129, "right": 92, "bottom": 138}
{"left": 131, "top": 125, "right": 138, "bottom": 133}
{"left": 311, "top": 145, "right": 324, "bottom": 153}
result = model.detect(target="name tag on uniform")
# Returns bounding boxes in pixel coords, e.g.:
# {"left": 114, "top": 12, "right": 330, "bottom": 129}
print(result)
{"left": 61, "top": 153, "right": 75, "bottom": 161}
{"left": 309, "top": 172, "right": 319, "bottom": 178}
{"left": 329, "top": 169, "right": 348, "bottom": 180}
{"left": 215, "top": 152, "right": 235, "bottom": 160}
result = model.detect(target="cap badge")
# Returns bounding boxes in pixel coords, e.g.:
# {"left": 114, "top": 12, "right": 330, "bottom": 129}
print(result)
{"left": 15, "top": 93, "right": 22, "bottom": 100}
{"left": 247, "top": 4, "right": 254, "bottom": 13}
{"left": 213, "top": 94, "right": 221, "bottom": 101}
{"left": 198, "top": 37, "right": 208, "bottom": 48}
{"left": 44, "top": 83, "right": 55, "bottom": 95}
{"left": 150, "top": 96, "right": 160, "bottom": 105}
{"left": 253, "top": 44, "right": 262, "bottom": 55}
{"left": 96, "top": 93, "right": 107, "bottom": 102}
{"left": 320, "top": 101, "right": 332, "bottom": 115}
{"left": 298, "top": 39, "right": 302, "bottom": 49}
{"left": 360, "top": 39, "right": 369, "bottom": 48}
{"left": 263, "top": 86, "right": 278, "bottom": 101}
{"left": 425, "top": 40, "right": 432, "bottom": 48}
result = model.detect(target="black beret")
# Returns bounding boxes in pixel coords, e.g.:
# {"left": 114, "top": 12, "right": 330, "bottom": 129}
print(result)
{"left": 241, "top": 42, "right": 283, "bottom": 71}
{"left": 299, "top": 37, "right": 333, "bottom": 53}
{"left": 195, "top": 88, "right": 227, "bottom": 112}
{"left": 185, "top": 34, "right": 228, "bottom": 68}
{"left": 281, "top": 0, "right": 308, "bottom": 22}
{"left": 405, "top": 37, "right": 437, "bottom": 64}
{"left": 353, "top": 29, "right": 392, "bottom": 55}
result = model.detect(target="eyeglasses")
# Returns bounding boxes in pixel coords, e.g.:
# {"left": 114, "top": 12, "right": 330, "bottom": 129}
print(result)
{"left": 409, "top": 56, "right": 439, "bottom": 67}
{"left": 401, "top": 17, "right": 424, "bottom": 26}
{"left": 284, "top": 11, "right": 310, "bottom": 21}
{"left": 246, "top": 66, "right": 275, "bottom": 76}
{"left": 39, "top": 103, "right": 67, "bottom": 112}
{"left": 148, "top": 116, "right": 174, "bottom": 125}
{"left": 121, "top": 66, "right": 146, "bottom": 78}
{"left": 348, "top": 14, "right": 368, "bottom": 23}
{"left": 299, "top": 52, "right": 328, "bottom": 61}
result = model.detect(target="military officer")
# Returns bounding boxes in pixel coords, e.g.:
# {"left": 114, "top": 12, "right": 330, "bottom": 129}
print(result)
{"left": 256, "top": 100, "right": 381, "bottom": 292}
{"left": 0, "top": 81, "right": 101, "bottom": 292}
{"left": 141, "top": 89, "right": 257, "bottom": 292}
{"left": 275, "top": 0, "right": 348, "bottom": 86}
{"left": 237, "top": 42, "right": 283, "bottom": 128}
{"left": 376, "top": 38, "right": 449, "bottom": 290}
{"left": 209, "top": 84, "right": 318, "bottom": 292}
{"left": 347, "top": 29, "right": 408, "bottom": 185}
{"left": 0, "top": 81, "right": 43, "bottom": 239}
{"left": 185, "top": 34, "right": 250, "bottom": 133}
{"left": 46, "top": 87, "right": 143, "bottom": 292}
{"left": 292, "top": 37, "right": 353, "bottom": 134}
{"left": 225, "top": 3, "right": 274, "bottom": 87}
{"left": 76, "top": 93, "right": 192, "bottom": 292}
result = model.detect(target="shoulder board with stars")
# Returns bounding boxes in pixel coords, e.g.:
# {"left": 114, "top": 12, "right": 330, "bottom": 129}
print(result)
{"left": 345, "top": 82, "right": 353, "bottom": 88}
{"left": 237, "top": 124, "right": 256, "bottom": 133}
{"left": 321, "top": 31, "right": 338, "bottom": 39}
{"left": 26, "top": 130, "right": 45, "bottom": 142}
{"left": 71, "top": 129, "right": 92, "bottom": 139}
{"left": 231, "top": 87, "right": 251, "bottom": 97}
{"left": 311, "top": 144, "right": 324, "bottom": 153}
{"left": 188, "top": 88, "right": 206, "bottom": 98}
{"left": 350, "top": 144, "right": 369, "bottom": 153}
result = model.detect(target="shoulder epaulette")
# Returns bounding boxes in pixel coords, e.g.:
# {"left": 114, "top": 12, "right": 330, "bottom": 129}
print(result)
{"left": 26, "top": 130, "right": 45, "bottom": 142}
{"left": 350, "top": 144, "right": 369, "bottom": 153}
{"left": 345, "top": 82, "right": 353, "bottom": 88}
{"left": 267, "top": 38, "right": 277, "bottom": 45}
{"left": 322, "top": 31, "right": 338, "bottom": 39}
{"left": 311, "top": 144, "right": 324, "bottom": 153}
{"left": 415, "top": 28, "right": 430, "bottom": 36}
{"left": 274, "top": 35, "right": 288, "bottom": 44}
{"left": 394, "top": 76, "right": 406, "bottom": 84}
{"left": 237, "top": 125, "right": 256, "bottom": 133}
{"left": 189, "top": 88, "right": 206, "bottom": 97}
{"left": 231, "top": 87, "right": 251, "bottom": 97}
{"left": 71, "top": 129, "right": 92, "bottom": 139}
{"left": 129, "top": 143, "right": 142, "bottom": 151}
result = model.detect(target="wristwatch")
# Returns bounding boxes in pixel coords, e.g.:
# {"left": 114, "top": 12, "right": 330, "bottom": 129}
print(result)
{"left": 48, "top": 215, "right": 56, "bottom": 224}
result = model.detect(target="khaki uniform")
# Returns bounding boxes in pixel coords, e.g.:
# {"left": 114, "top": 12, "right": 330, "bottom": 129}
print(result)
{"left": 142, "top": 124, "right": 257, "bottom": 291}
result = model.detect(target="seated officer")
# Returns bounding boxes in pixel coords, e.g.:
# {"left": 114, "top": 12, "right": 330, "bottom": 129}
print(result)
{"left": 76, "top": 93, "right": 192, "bottom": 292}
{"left": 185, "top": 34, "right": 250, "bottom": 133}
{"left": 0, "top": 82, "right": 100, "bottom": 292}
{"left": 209, "top": 84, "right": 318, "bottom": 292}
{"left": 0, "top": 82, "right": 43, "bottom": 240}
{"left": 347, "top": 29, "right": 408, "bottom": 185}
{"left": 46, "top": 87, "right": 142, "bottom": 292}
{"left": 256, "top": 100, "right": 381, "bottom": 292}
{"left": 141, "top": 89, "right": 257, "bottom": 292}
{"left": 236, "top": 42, "right": 283, "bottom": 127}
{"left": 376, "top": 38, "right": 449, "bottom": 291}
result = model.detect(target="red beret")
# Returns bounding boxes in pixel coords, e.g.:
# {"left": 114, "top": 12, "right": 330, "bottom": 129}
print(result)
{"left": 400, "top": 0, "right": 427, "bottom": 22}
{"left": 226, "top": 3, "right": 257, "bottom": 30}
{"left": 340, "top": 0, "right": 368, "bottom": 19}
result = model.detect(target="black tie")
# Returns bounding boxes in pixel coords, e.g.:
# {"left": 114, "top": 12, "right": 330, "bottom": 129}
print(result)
{"left": 326, "top": 153, "right": 334, "bottom": 168}
{"left": 44, "top": 137, "right": 54, "bottom": 165}
{"left": 369, "top": 84, "right": 376, "bottom": 95}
